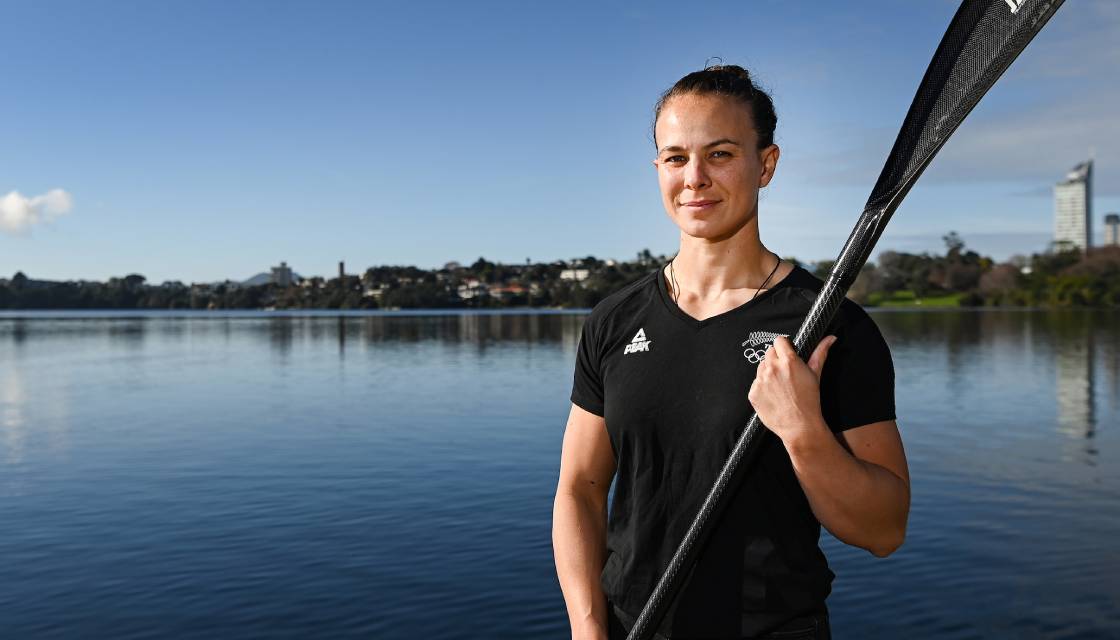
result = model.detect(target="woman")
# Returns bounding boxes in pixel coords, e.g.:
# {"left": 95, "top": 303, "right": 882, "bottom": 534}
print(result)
{"left": 553, "top": 65, "right": 910, "bottom": 640}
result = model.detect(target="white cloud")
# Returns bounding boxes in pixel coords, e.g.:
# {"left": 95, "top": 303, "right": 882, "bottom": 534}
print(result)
{"left": 0, "top": 189, "right": 74, "bottom": 234}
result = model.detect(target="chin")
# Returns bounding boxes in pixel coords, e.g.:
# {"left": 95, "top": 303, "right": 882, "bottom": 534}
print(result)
{"left": 674, "top": 211, "right": 751, "bottom": 242}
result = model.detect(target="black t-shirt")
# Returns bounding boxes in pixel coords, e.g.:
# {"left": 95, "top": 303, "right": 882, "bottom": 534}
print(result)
{"left": 570, "top": 262, "right": 896, "bottom": 638}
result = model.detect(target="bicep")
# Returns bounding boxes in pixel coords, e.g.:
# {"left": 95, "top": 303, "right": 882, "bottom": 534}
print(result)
{"left": 557, "top": 403, "right": 616, "bottom": 501}
{"left": 837, "top": 419, "right": 909, "bottom": 489}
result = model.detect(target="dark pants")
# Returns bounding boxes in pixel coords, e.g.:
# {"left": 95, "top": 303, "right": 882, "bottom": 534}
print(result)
{"left": 607, "top": 601, "right": 831, "bottom": 640}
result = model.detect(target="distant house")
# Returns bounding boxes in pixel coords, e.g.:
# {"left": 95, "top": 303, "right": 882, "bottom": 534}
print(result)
{"left": 457, "top": 279, "right": 488, "bottom": 300}
{"left": 363, "top": 283, "right": 390, "bottom": 299}
{"left": 560, "top": 269, "right": 590, "bottom": 282}
{"left": 488, "top": 284, "right": 527, "bottom": 301}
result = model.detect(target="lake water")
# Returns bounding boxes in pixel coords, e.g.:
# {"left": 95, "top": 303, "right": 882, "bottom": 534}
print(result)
{"left": 1, "top": 309, "right": 1118, "bottom": 639}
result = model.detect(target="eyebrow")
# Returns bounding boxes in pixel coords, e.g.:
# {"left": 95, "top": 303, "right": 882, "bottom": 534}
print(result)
{"left": 657, "top": 138, "right": 741, "bottom": 155}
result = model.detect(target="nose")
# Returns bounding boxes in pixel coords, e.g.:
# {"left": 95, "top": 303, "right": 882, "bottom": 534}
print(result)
{"left": 683, "top": 156, "right": 710, "bottom": 191}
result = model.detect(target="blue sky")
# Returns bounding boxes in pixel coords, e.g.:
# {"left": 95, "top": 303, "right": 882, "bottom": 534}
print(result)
{"left": 2, "top": 0, "right": 1117, "bottom": 284}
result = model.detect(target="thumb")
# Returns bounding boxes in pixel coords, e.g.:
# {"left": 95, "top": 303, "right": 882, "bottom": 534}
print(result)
{"left": 807, "top": 335, "right": 837, "bottom": 379}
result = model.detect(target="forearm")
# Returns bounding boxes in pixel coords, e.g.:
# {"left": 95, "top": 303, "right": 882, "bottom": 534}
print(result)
{"left": 785, "top": 419, "right": 909, "bottom": 556}
{"left": 553, "top": 490, "right": 610, "bottom": 639}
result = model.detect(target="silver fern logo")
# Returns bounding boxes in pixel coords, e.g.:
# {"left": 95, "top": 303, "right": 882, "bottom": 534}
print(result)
{"left": 1003, "top": 0, "right": 1025, "bottom": 13}
{"left": 741, "top": 330, "right": 788, "bottom": 364}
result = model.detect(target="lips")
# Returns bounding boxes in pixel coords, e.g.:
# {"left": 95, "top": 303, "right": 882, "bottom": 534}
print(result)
{"left": 682, "top": 200, "right": 719, "bottom": 208}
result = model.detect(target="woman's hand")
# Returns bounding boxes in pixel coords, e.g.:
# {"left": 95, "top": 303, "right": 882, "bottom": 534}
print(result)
{"left": 749, "top": 335, "right": 910, "bottom": 556}
{"left": 747, "top": 335, "right": 838, "bottom": 446}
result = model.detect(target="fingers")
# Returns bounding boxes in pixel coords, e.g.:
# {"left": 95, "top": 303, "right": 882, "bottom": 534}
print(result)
{"left": 807, "top": 335, "right": 838, "bottom": 378}
{"left": 770, "top": 336, "right": 794, "bottom": 360}
{"left": 762, "top": 335, "right": 836, "bottom": 378}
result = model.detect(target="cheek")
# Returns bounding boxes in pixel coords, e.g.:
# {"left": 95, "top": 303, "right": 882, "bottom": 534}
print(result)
{"left": 657, "top": 171, "right": 680, "bottom": 201}
{"left": 717, "top": 164, "right": 755, "bottom": 191}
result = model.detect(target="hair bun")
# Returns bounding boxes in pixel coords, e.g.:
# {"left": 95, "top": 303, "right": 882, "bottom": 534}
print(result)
{"left": 719, "top": 65, "right": 752, "bottom": 82}
{"left": 702, "top": 59, "right": 750, "bottom": 81}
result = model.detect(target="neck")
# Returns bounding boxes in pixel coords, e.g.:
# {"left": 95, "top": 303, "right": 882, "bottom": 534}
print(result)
{"left": 667, "top": 216, "right": 781, "bottom": 299}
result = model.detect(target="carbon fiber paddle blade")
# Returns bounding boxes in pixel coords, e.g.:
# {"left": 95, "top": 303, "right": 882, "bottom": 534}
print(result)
{"left": 867, "top": 0, "right": 1065, "bottom": 214}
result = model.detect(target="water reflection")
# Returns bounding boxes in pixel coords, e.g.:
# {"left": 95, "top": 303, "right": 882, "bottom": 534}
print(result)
{"left": 233, "top": 313, "right": 591, "bottom": 353}
{"left": 1054, "top": 316, "right": 1096, "bottom": 441}
{"left": 268, "top": 316, "right": 295, "bottom": 359}
{"left": 1108, "top": 327, "right": 1120, "bottom": 413}
{"left": 873, "top": 311, "right": 1111, "bottom": 446}
{"left": 7, "top": 317, "right": 28, "bottom": 346}
{"left": 0, "top": 363, "right": 71, "bottom": 490}
{"left": 0, "top": 309, "right": 1118, "bottom": 639}
{"left": 1, "top": 367, "right": 28, "bottom": 465}
{"left": 338, "top": 316, "right": 345, "bottom": 358}
{"left": 0, "top": 312, "right": 589, "bottom": 349}
{"left": 4, "top": 308, "right": 1112, "bottom": 467}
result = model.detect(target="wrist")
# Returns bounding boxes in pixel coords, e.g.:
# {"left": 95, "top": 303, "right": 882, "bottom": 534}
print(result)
{"left": 784, "top": 414, "right": 832, "bottom": 460}
{"left": 572, "top": 618, "right": 608, "bottom": 640}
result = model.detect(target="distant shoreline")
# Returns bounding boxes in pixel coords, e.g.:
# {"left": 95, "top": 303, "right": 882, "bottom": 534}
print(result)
{"left": 0, "top": 307, "right": 592, "bottom": 319}
{"left": 1, "top": 306, "right": 1114, "bottom": 320}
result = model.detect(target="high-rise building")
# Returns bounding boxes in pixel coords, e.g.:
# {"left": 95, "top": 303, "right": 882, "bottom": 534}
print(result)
{"left": 1105, "top": 213, "right": 1120, "bottom": 247}
{"left": 271, "top": 261, "right": 293, "bottom": 287}
{"left": 1053, "top": 161, "right": 1092, "bottom": 251}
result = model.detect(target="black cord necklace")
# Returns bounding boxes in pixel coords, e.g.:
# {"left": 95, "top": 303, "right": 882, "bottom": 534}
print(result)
{"left": 669, "top": 251, "right": 782, "bottom": 307}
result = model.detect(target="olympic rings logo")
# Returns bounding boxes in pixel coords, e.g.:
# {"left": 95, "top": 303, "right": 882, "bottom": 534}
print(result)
{"left": 742, "top": 342, "right": 773, "bottom": 364}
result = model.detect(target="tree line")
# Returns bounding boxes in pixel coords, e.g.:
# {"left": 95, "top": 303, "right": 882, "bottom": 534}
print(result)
{"left": 832, "top": 232, "right": 1120, "bottom": 307}
{"left": 2, "top": 238, "right": 1117, "bottom": 310}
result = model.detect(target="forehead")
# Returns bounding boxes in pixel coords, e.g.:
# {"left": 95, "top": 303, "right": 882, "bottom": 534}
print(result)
{"left": 655, "top": 93, "right": 757, "bottom": 148}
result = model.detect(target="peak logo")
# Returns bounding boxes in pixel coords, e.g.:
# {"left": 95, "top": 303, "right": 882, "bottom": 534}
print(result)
{"left": 624, "top": 328, "right": 652, "bottom": 355}
{"left": 1003, "top": 0, "right": 1025, "bottom": 13}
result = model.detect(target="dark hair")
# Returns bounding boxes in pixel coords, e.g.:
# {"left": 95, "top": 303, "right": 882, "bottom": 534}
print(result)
{"left": 652, "top": 63, "right": 777, "bottom": 150}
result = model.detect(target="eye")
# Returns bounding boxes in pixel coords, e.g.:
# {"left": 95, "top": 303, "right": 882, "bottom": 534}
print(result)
{"left": 710, "top": 150, "right": 732, "bottom": 158}
{"left": 661, "top": 155, "right": 686, "bottom": 164}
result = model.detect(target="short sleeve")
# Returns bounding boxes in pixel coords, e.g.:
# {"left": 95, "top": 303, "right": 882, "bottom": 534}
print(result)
{"left": 819, "top": 311, "right": 896, "bottom": 433}
{"left": 570, "top": 315, "right": 605, "bottom": 417}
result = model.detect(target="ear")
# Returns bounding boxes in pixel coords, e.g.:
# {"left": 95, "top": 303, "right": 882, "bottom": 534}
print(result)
{"left": 758, "top": 144, "right": 780, "bottom": 188}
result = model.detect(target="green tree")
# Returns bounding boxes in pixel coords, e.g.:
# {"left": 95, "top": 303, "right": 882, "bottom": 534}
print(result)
{"left": 942, "top": 231, "right": 965, "bottom": 259}
{"left": 813, "top": 260, "right": 835, "bottom": 281}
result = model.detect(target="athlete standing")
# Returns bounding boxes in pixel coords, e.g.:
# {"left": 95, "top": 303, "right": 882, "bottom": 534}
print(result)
{"left": 552, "top": 65, "right": 910, "bottom": 639}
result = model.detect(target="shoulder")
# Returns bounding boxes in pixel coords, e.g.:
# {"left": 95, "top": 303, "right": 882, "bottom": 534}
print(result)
{"left": 798, "top": 267, "right": 897, "bottom": 431}
{"left": 581, "top": 267, "right": 661, "bottom": 335}
{"left": 780, "top": 265, "right": 887, "bottom": 344}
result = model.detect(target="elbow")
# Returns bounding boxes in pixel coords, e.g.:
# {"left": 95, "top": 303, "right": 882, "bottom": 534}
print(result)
{"left": 869, "top": 527, "right": 906, "bottom": 558}
{"left": 869, "top": 543, "right": 898, "bottom": 558}
{"left": 869, "top": 489, "right": 910, "bottom": 558}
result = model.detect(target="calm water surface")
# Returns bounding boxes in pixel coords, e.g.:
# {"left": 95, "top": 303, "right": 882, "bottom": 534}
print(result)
{"left": 1, "top": 309, "right": 1118, "bottom": 639}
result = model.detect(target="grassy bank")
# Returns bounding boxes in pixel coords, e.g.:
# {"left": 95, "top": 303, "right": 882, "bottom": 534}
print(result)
{"left": 866, "top": 290, "right": 964, "bottom": 308}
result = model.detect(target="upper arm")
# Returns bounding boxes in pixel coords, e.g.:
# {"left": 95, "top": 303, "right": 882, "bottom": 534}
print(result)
{"left": 557, "top": 402, "right": 616, "bottom": 503}
{"left": 837, "top": 419, "right": 910, "bottom": 490}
